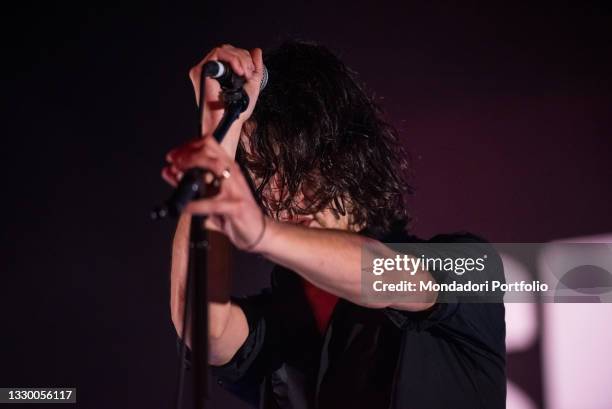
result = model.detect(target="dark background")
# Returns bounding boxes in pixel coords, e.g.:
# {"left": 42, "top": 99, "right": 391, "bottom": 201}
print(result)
{"left": 1, "top": 1, "right": 611, "bottom": 408}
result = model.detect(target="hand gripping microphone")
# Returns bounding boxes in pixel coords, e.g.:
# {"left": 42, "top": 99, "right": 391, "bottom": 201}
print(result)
{"left": 202, "top": 60, "right": 269, "bottom": 91}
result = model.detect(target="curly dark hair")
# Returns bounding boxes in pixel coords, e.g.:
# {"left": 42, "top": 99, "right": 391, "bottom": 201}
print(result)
{"left": 237, "top": 40, "right": 412, "bottom": 237}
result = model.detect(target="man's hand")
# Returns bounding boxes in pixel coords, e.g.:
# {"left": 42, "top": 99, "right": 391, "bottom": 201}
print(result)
{"left": 189, "top": 44, "right": 264, "bottom": 145}
{"left": 162, "top": 135, "right": 266, "bottom": 252}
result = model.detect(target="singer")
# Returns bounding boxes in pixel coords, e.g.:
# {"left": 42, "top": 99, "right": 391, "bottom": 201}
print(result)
{"left": 163, "top": 41, "right": 506, "bottom": 409}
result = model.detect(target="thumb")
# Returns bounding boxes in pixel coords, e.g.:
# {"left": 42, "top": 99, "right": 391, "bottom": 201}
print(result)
{"left": 250, "top": 48, "right": 264, "bottom": 77}
{"left": 248, "top": 48, "right": 265, "bottom": 92}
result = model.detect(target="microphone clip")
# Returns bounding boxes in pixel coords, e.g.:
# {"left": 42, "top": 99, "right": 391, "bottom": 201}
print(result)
{"left": 221, "top": 87, "right": 249, "bottom": 113}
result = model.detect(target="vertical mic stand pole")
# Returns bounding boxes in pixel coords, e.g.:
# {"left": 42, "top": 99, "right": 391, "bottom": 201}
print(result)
{"left": 189, "top": 212, "right": 209, "bottom": 409}
{"left": 188, "top": 73, "right": 250, "bottom": 409}
{"left": 152, "top": 68, "right": 250, "bottom": 409}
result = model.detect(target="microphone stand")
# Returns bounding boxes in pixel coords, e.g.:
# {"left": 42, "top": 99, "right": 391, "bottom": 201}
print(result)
{"left": 152, "top": 70, "right": 250, "bottom": 409}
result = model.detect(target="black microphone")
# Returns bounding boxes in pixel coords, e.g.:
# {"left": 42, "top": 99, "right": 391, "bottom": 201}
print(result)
{"left": 202, "top": 60, "right": 269, "bottom": 91}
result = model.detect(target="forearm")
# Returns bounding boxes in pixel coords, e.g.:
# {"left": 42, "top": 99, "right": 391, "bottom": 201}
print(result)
{"left": 170, "top": 116, "right": 242, "bottom": 332}
{"left": 259, "top": 220, "right": 364, "bottom": 301}
{"left": 170, "top": 215, "right": 247, "bottom": 362}
{"left": 258, "top": 219, "right": 436, "bottom": 311}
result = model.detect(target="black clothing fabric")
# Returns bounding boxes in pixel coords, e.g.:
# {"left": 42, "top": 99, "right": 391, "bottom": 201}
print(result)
{"left": 209, "top": 231, "right": 507, "bottom": 409}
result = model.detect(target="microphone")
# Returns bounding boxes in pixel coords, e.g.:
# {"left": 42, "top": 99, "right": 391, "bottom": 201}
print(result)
{"left": 202, "top": 60, "right": 269, "bottom": 91}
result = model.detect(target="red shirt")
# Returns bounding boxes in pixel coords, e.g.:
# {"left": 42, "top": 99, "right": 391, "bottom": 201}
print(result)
{"left": 301, "top": 278, "right": 339, "bottom": 334}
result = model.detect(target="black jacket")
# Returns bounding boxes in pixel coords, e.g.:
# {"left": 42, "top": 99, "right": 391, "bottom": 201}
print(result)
{"left": 208, "top": 232, "right": 507, "bottom": 409}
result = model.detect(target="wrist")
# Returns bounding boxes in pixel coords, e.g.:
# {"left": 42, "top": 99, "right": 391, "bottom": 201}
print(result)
{"left": 243, "top": 214, "right": 270, "bottom": 253}
{"left": 249, "top": 216, "right": 277, "bottom": 255}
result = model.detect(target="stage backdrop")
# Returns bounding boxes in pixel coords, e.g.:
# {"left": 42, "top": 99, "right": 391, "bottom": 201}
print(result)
{"left": 2, "top": 1, "right": 611, "bottom": 408}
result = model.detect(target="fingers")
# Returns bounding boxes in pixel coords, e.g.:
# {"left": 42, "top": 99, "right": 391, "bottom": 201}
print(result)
{"left": 189, "top": 44, "right": 256, "bottom": 84}
{"left": 177, "top": 155, "right": 226, "bottom": 176}
{"left": 166, "top": 152, "right": 225, "bottom": 177}
{"left": 161, "top": 165, "right": 182, "bottom": 187}
{"left": 214, "top": 44, "right": 253, "bottom": 78}
{"left": 165, "top": 138, "right": 205, "bottom": 163}
{"left": 162, "top": 135, "right": 245, "bottom": 198}
{"left": 166, "top": 136, "right": 231, "bottom": 174}
{"left": 250, "top": 48, "right": 264, "bottom": 76}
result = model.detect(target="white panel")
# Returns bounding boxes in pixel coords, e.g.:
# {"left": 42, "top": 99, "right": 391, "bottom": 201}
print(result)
{"left": 541, "top": 234, "right": 612, "bottom": 409}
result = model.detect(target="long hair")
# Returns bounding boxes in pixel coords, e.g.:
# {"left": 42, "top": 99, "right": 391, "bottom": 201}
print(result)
{"left": 238, "top": 40, "right": 412, "bottom": 237}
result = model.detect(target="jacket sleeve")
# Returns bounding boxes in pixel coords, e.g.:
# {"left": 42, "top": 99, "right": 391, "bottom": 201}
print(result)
{"left": 210, "top": 290, "right": 284, "bottom": 383}
{"left": 175, "top": 289, "right": 286, "bottom": 406}
{"left": 382, "top": 232, "right": 505, "bottom": 330}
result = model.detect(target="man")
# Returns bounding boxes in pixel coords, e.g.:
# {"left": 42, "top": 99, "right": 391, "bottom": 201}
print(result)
{"left": 162, "top": 41, "right": 506, "bottom": 409}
